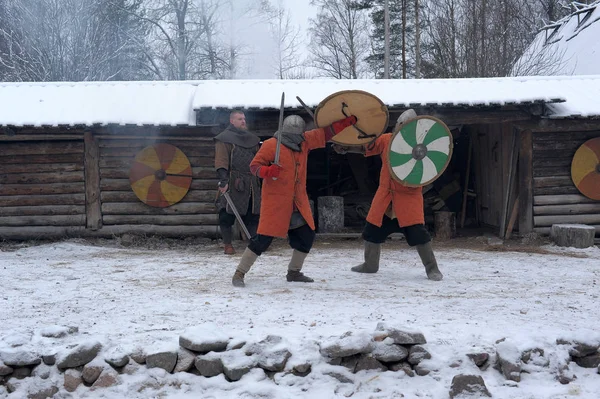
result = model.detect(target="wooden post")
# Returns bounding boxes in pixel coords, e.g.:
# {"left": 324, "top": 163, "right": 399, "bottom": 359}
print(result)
{"left": 518, "top": 130, "right": 533, "bottom": 234}
{"left": 460, "top": 130, "right": 473, "bottom": 228}
{"left": 505, "top": 195, "right": 520, "bottom": 240}
{"left": 84, "top": 130, "right": 102, "bottom": 230}
{"left": 500, "top": 129, "right": 519, "bottom": 237}
{"left": 435, "top": 211, "right": 456, "bottom": 240}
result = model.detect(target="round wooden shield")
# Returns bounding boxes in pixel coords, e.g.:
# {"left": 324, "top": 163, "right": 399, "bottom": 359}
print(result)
{"left": 571, "top": 137, "right": 600, "bottom": 200}
{"left": 129, "top": 143, "right": 192, "bottom": 207}
{"left": 314, "top": 90, "right": 388, "bottom": 145}
{"left": 387, "top": 116, "right": 453, "bottom": 187}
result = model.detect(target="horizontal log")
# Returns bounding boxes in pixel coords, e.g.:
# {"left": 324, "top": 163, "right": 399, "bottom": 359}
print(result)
{"left": 0, "top": 224, "right": 219, "bottom": 240}
{"left": 534, "top": 226, "right": 600, "bottom": 236}
{"left": 532, "top": 150, "right": 577, "bottom": 160}
{"left": 102, "top": 202, "right": 216, "bottom": 215}
{"left": 100, "top": 147, "right": 215, "bottom": 158}
{"left": 0, "top": 153, "right": 83, "bottom": 164}
{"left": 0, "top": 134, "right": 84, "bottom": 141}
{"left": 534, "top": 203, "right": 600, "bottom": 215}
{"left": 532, "top": 141, "right": 591, "bottom": 151}
{"left": 533, "top": 176, "right": 574, "bottom": 189}
{"left": 534, "top": 186, "right": 581, "bottom": 196}
{"left": 103, "top": 214, "right": 218, "bottom": 225}
{"left": 100, "top": 166, "right": 214, "bottom": 180}
{"left": 99, "top": 156, "right": 213, "bottom": 169}
{"left": 0, "top": 205, "right": 85, "bottom": 216}
{"left": 532, "top": 157, "right": 572, "bottom": 168}
{"left": 98, "top": 138, "right": 214, "bottom": 148}
{"left": 94, "top": 126, "right": 216, "bottom": 137}
{"left": 1, "top": 163, "right": 84, "bottom": 174}
{"left": 532, "top": 131, "right": 600, "bottom": 141}
{"left": 101, "top": 190, "right": 217, "bottom": 203}
{"left": 0, "top": 194, "right": 86, "bottom": 207}
{"left": 0, "top": 182, "right": 85, "bottom": 196}
{"left": 0, "top": 215, "right": 86, "bottom": 226}
{"left": 534, "top": 194, "right": 598, "bottom": 205}
{"left": 534, "top": 214, "right": 600, "bottom": 227}
{"left": 533, "top": 166, "right": 570, "bottom": 178}
{"left": 100, "top": 178, "right": 217, "bottom": 191}
{"left": 0, "top": 171, "right": 85, "bottom": 184}
{"left": 0, "top": 141, "right": 84, "bottom": 156}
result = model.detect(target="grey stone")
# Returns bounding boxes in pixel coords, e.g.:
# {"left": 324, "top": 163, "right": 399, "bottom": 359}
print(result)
{"left": 244, "top": 335, "right": 284, "bottom": 356}
{"left": 91, "top": 369, "right": 120, "bottom": 390}
{"left": 56, "top": 341, "right": 102, "bottom": 369}
{"left": 573, "top": 353, "right": 600, "bottom": 368}
{"left": 467, "top": 352, "right": 490, "bottom": 367}
{"left": 64, "top": 369, "right": 83, "bottom": 392}
{"left": 292, "top": 363, "right": 311, "bottom": 376}
{"left": 195, "top": 354, "right": 224, "bottom": 378}
{"left": 372, "top": 342, "right": 409, "bottom": 363}
{"left": 408, "top": 345, "right": 431, "bottom": 365}
{"left": 179, "top": 326, "right": 229, "bottom": 353}
{"left": 257, "top": 349, "right": 291, "bottom": 372}
{"left": 557, "top": 365, "right": 577, "bottom": 385}
{"left": 414, "top": 364, "right": 431, "bottom": 376}
{"left": 174, "top": 348, "right": 196, "bottom": 373}
{"left": 318, "top": 196, "right": 344, "bottom": 233}
{"left": 522, "top": 348, "right": 545, "bottom": 363}
{"left": 221, "top": 350, "right": 256, "bottom": 381}
{"left": 388, "top": 362, "right": 414, "bottom": 377}
{"left": 496, "top": 342, "right": 521, "bottom": 382}
{"left": 146, "top": 350, "right": 178, "bottom": 373}
{"left": 12, "top": 367, "right": 32, "bottom": 379}
{"left": 323, "top": 370, "right": 354, "bottom": 384}
{"left": 340, "top": 355, "right": 360, "bottom": 372}
{"left": 26, "top": 382, "right": 59, "bottom": 399}
{"left": 0, "top": 349, "right": 41, "bottom": 367}
{"left": 82, "top": 362, "right": 104, "bottom": 384}
{"left": 42, "top": 354, "right": 56, "bottom": 366}
{"left": 557, "top": 339, "right": 600, "bottom": 358}
{"left": 326, "top": 357, "right": 342, "bottom": 366}
{"left": 320, "top": 331, "right": 373, "bottom": 358}
{"left": 355, "top": 354, "right": 387, "bottom": 373}
{"left": 449, "top": 374, "right": 492, "bottom": 398}
{"left": 374, "top": 323, "right": 427, "bottom": 345}
{"left": 31, "top": 364, "right": 52, "bottom": 379}
{"left": 105, "top": 354, "right": 129, "bottom": 369}
{"left": 0, "top": 361, "right": 13, "bottom": 376}
{"left": 129, "top": 347, "right": 146, "bottom": 364}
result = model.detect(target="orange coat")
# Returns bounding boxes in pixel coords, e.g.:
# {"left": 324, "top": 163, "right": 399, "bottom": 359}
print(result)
{"left": 250, "top": 128, "right": 327, "bottom": 238}
{"left": 365, "top": 133, "right": 425, "bottom": 227}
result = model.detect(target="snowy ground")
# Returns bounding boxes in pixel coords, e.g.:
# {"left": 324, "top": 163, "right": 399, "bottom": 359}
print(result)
{"left": 1, "top": 235, "right": 599, "bottom": 398}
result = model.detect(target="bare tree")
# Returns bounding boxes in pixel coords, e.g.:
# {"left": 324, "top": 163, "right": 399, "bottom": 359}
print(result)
{"left": 309, "top": 0, "right": 370, "bottom": 79}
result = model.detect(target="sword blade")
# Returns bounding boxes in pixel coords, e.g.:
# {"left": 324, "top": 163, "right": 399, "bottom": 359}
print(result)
{"left": 274, "top": 92, "right": 285, "bottom": 167}
{"left": 223, "top": 191, "right": 252, "bottom": 240}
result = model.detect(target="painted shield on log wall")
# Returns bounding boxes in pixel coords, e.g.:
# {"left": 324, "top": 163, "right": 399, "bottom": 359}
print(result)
{"left": 129, "top": 143, "right": 193, "bottom": 207}
{"left": 571, "top": 137, "right": 600, "bottom": 200}
{"left": 387, "top": 116, "right": 453, "bottom": 187}
{"left": 314, "top": 90, "right": 389, "bottom": 145}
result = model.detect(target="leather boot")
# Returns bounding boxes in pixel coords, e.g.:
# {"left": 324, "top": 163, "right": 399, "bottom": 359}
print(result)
{"left": 232, "top": 248, "right": 259, "bottom": 287}
{"left": 221, "top": 225, "right": 235, "bottom": 255}
{"left": 417, "top": 242, "right": 443, "bottom": 281}
{"left": 286, "top": 250, "right": 314, "bottom": 283}
{"left": 351, "top": 241, "right": 381, "bottom": 273}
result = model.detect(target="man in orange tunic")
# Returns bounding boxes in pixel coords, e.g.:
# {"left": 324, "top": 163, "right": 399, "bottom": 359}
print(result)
{"left": 334, "top": 109, "right": 443, "bottom": 281}
{"left": 231, "top": 114, "right": 357, "bottom": 287}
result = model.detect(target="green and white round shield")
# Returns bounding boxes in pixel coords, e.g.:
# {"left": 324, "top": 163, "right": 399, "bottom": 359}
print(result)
{"left": 387, "top": 115, "right": 453, "bottom": 187}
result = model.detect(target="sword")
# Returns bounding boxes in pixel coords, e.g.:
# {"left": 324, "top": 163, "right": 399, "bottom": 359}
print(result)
{"left": 296, "top": 96, "right": 314, "bottom": 120}
{"left": 273, "top": 92, "right": 285, "bottom": 180}
{"left": 220, "top": 189, "right": 252, "bottom": 240}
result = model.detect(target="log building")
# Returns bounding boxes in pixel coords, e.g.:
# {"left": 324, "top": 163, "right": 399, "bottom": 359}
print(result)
{"left": 1, "top": 77, "right": 599, "bottom": 240}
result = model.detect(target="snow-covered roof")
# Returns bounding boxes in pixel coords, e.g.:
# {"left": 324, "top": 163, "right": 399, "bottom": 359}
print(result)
{"left": 514, "top": 1, "right": 600, "bottom": 76}
{"left": 0, "top": 80, "right": 200, "bottom": 127}
{"left": 2, "top": 75, "right": 600, "bottom": 128}
{"left": 192, "top": 77, "right": 566, "bottom": 110}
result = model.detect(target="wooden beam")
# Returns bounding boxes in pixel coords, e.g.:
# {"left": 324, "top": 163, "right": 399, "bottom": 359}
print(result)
{"left": 102, "top": 202, "right": 215, "bottom": 215}
{"left": 0, "top": 205, "right": 85, "bottom": 216}
{"left": 533, "top": 194, "right": 597, "bottom": 205}
{"left": 100, "top": 190, "right": 216, "bottom": 203}
{"left": 534, "top": 203, "right": 600, "bottom": 215}
{"left": 84, "top": 131, "right": 102, "bottom": 231}
{"left": 102, "top": 214, "right": 218, "bottom": 225}
{"left": 0, "top": 215, "right": 86, "bottom": 226}
{"left": 518, "top": 129, "right": 533, "bottom": 234}
{"left": 0, "top": 194, "right": 86, "bottom": 207}
{"left": 518, "top": 119, "right": 600, "bottom": 132}
{"left": 534, "top": 214, "right": 600, "bottom": 227}
{"left": 0, "top": 171, "right": 84, "bottom": 184}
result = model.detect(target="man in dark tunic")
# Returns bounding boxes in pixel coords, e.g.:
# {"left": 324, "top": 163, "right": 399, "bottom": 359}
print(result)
{"left": 214, "top": 110, "right": 261, "bottom": 254}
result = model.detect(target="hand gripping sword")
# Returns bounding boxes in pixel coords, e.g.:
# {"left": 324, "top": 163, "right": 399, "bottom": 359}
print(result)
{"left": 273, "top": 92, "right": 285, "bottom": 180}
{"left": 220, "top": 187, "right": 252, "bottom": 240}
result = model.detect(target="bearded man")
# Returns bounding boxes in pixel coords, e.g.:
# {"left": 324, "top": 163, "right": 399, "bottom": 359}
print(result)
{"left": 214, "top": 110, "right": 261, "bottom": 255}
{"left": 231, "top": 114, "right": 357, "bottom": 287}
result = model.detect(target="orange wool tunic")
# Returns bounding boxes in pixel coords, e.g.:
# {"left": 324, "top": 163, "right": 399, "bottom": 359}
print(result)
{"left": 250, "top": 128, "right": 327, "bottom": 238}
{"left": 365, "top": 133, "right": 425, "bottom": 227}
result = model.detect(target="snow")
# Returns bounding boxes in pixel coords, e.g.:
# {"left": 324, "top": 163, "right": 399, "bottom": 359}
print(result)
{"left": 1, "top": 238, "right": 599, "bottom": 397}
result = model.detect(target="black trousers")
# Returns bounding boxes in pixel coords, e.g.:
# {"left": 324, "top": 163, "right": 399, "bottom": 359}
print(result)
{"left": 248, "top": 224, "right": 315, "bottom": 256}
{"left": 218, "top": 202, "right": 259, "bottom": 238}
{"left": 362, "top": 215, "right": 431, "bottom": 247}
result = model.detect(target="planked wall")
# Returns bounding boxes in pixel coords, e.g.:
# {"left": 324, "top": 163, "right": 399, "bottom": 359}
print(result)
{"left": 531, "top": 131, "right": 600, "bottom": 237}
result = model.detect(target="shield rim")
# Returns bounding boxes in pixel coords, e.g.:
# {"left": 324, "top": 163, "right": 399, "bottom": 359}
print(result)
{"left": 314, "top": 89, "right": 389, "bottom": 145}
{"left": 386, "top": 115, "right": 454, "bottom": 188}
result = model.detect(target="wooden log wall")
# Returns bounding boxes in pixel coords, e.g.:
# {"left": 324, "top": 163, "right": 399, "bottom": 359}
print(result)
{"left": 98, "top": 136, "right": 219, "bottom": 236}
{"left": 532, "top": 131, "right": 600, "bottom": 237}
{"left": 0, "top": 140, "right": 86, "bottom": 234}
